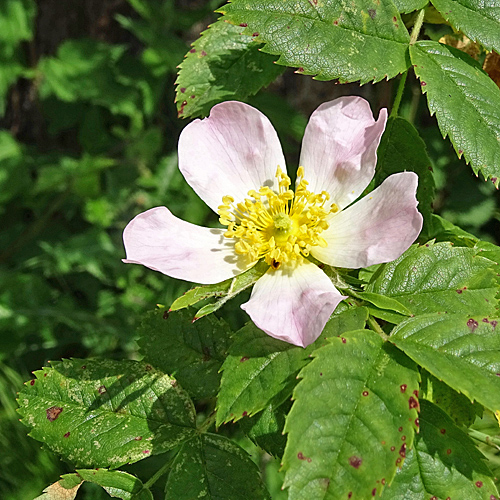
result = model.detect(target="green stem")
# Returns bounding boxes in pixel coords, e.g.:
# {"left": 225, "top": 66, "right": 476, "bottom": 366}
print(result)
{"left": 198, "top": 411, "right": 217, "bottom": 434}
{"left": 143, "top": 455, "right": 176, "bottom": 489}
{"left": 468, "top": 428, "right": 500, "bottom": 450}
{"left": 390, "top": 72, "right": 408, "bottom": 119}
{"left": 410, "top": 8, "right": 426, "bottom": 45}
{"left": 367, "top": 316, "right": 390, "bottom": 341}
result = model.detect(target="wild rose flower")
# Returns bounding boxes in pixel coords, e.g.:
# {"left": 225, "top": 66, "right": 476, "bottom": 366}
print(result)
{"left": 123, "top": 97, "right": 423, "bottom": 347}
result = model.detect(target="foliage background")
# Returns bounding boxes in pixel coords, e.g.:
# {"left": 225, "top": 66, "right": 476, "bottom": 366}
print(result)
{"left": 1, "top": 0, "right": 499, "bottom": 499}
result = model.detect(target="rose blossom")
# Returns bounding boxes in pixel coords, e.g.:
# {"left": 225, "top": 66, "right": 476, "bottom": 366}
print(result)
{"left": 123, "top": 97, "right": 423, "bottom": 347}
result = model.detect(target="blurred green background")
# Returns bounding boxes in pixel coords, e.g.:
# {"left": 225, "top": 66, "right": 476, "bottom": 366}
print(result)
{"left": 1, "top": 0, "right": 499, "bottom": 498}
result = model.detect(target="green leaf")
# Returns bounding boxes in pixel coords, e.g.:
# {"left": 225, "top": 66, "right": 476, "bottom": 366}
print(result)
{"left": 282, "top": 330, "right": 420, "bottom": 499}
{"left": 431, "top": 0, "right": 500, "bottom": 53}
{"left": 165, "top": 434, "right": 270, "bottom": 500}
{"left": 356, "top": 291, "right": 412, "bottom": 316}
{"left": 366, "top": 241, "right": 498, "bottom": 315}
{"left": 391, "top": 313, "right": 500, "bottom": 414}
{"left": 76, "top": 469, "right": 153, "bottom": 500}
{"left": 216, "top": 307, "right": 368, "bottom": 426}
{"left": 380, "top": 400, "right": 498, "bottom": 499}
{"left": 410, "top": 41, "right": 500, "bottom": 183}
{"left": 138, "top": 308, "right": 231, "bottom": 400}
{"left": 39, "top": 39, "right": 142, "bottom": 119}
{"left": 239, "top": 399, "right": 291, "bottom": 458}
{"left": 17, "top": 358, "right": 196, "bottom": 468}
{"left": 392, "top": 0, "right": 429, "bottom": 13}
{"left": 375, "top": 116, "right": 435, "bottom": 238}
{"left": 218, "top": 0, "right": 410, "bottom": 83}
{"left": 175, "top": 19, "right": 283, "bottom": 119}
{"left": 169, "top": 262, "right": 268, "bottom": 320}
{"left": 422, "top": 371, "right": 483, "bottom": 427}
{"left": 0, "top": 0, "right": 36, "bottom": 48}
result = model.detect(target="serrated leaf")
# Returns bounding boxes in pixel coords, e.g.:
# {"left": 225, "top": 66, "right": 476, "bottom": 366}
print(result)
{"left": 165, "top": 433, "right": 270, "bottom": 499}
{"left": 239, "top": 399, "right": 291, "bottom": 458}
{"left": 410, "top": 41, "right": 500, "bottom": 183}
{"left": 422, "top": 371, "right": 483, "bottom": 427}
{"left": 380, "top": 400, "right": 498, "bottom": 499}
{"left": 392, "top": 313, "right": 500, "bottom": 414}
{"left": 431, "top": 0, "right": 500, "bottom": 53}
{"left": 366, "top": 241, "right": 498, "bottom": 315}
{"left": 375, "top": 116, "right": 435, "bottom": 238}
{"left": 218, "top": 0, "right": 410, "bottom": 83}
{"left": 393, "top": 0, "right": 429, "bottom": 13}
{"left": 77, "top": 469, "right": 152, "bottom": 500}
{"left": 175, "top": 19, "right": 283, "bottom": 119}
{"left": 170, "top": 262, "right": 268, "bottom": 320}
{"left": 138, "top": 308, "right": 231, "bottom": 400}
{"left": 17, "top": 358, "right": 196, "bottom": 468}
{"left": 282, "top": 330, "right": 420, "bottom": 500}
{"left": 216, "top": 307, "right": 368, "bottom": 426}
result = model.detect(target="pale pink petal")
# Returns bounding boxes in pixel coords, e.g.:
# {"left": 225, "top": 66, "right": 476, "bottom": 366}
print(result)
{"left": 178, "top": 101, "right": 286, "bottom": 213}
{"left": 299, "top": 96, "right": 387, "bottom": 209}
{"left": 241, "top": 259, "right": 347, "bottom": 348}
{"left": 123, "top": 207, "right": 254, "bottom": 284}
{"left": 311, "top": 172, "right": 423, "bottom": 268}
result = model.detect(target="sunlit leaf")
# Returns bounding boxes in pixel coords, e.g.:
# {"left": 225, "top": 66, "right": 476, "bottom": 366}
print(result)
{"left": 175, "top": 19, "right": 283, "bottom": 119}
{"left": 218, "top": 0, "right": 410, "bottom": 83}
{"left": 18, "top": 359, "right": 196, "bottom": 467}
{"left": 282, "top": 330, "right": 420, "bottom": 499}
{"left": 411, "top": 41, "right": 500, "bottom": 183}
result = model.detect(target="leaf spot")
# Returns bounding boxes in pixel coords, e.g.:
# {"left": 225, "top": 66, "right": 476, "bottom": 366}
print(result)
{"left": 46, "top": 406, "right": 63, "bottom": 422}
{"left": 467, "top": 318, "right": 479, "bottom": 332}
{"left": 476, "top": 481, "right": 483, "bottom": 488}
{"left": 368, "top": 8, "right": 376, "bottom": 18}
{"left": 349, "top": 456, "right": 362, "bottom": 468}
{"left": 63, "top": 432, "right": 70, "bottom": 438}
{"left": 362, "top": 390, "right": 369, "bottom": 397}
{"left": 400, "top": 384, "right": 407, "bottom": 392}
{"left": 162, "top": 311, "right": 169, "bottom": 319}
{"left": 447, "top": 449, "right": 452, "bottom": 454}
{"left": 98, "top": 385, "right": 106, "bottom": 395}
{"left": 30, "top": 379, "right": 35, "bottom": 386}
{"left": 409, "top": 396, "right": 419, "bottom": 410}
{"left": 240, "top": 356, "right": 249, "bottom": 362}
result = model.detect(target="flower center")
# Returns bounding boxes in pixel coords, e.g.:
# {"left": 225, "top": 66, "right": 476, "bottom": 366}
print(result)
{"left": 218, "top": 166, "right": 338, "bottom": 270}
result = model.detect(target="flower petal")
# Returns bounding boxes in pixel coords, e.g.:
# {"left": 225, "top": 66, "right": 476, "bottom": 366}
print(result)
{"left": 241, "top": 259, "right": 347, "bottom": 347}
{"left": 299, "top": 96, "right": 387, "bottom": 209}
{"left": 311, "top": 172, "right": 423, "bottom": 268}
{"left": 178, "top": 101, "right": 286, "bottom": 213}
{"left": 123, "top": 207, "right": 254, "bottom": 284}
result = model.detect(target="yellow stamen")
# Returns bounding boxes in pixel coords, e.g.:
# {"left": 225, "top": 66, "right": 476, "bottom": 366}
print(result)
{"left": 218, "top": 166, "right": 337, "bottom": 269}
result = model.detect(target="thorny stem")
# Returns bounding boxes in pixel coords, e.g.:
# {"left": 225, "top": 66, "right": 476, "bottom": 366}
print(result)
{"left": 468, "top": 428, "right": 500, "bottom": 450}
{"left": 143, "top": 455, "right": 176, "bottom": 489}
{"left": 390, "top": 8, "right": 426, "bottom": 118}
{"left": 367, "top": 316, "right": 390, "bottom": 341}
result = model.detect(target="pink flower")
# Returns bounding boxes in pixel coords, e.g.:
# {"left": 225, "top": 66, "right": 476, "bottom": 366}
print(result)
{"left": 123, "top": 97, "right": 423, "bottom": 347}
